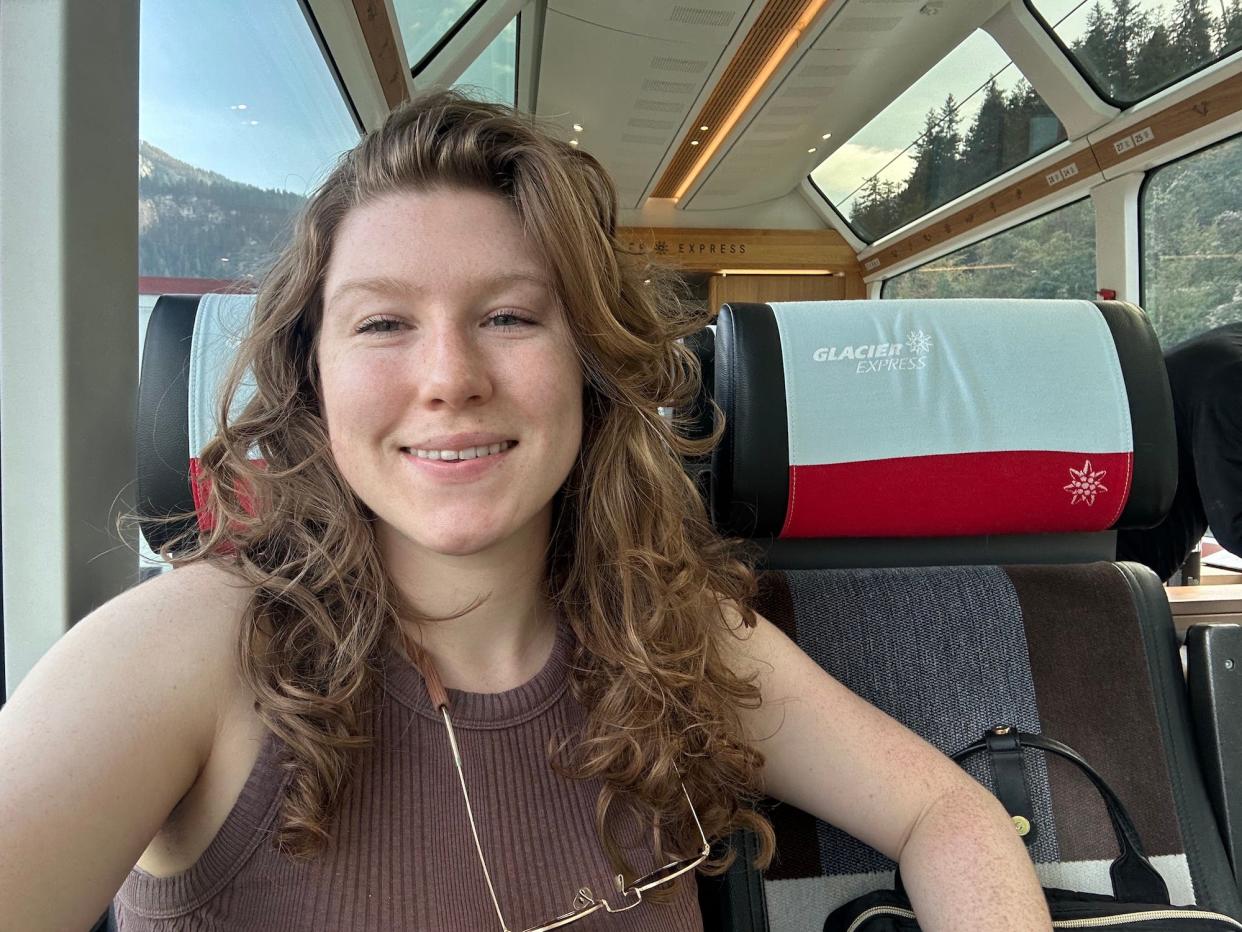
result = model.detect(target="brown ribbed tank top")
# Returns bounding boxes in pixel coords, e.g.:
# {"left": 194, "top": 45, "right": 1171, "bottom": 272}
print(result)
{"left": 113, "top": 619, "right": 705, "bottom": 931}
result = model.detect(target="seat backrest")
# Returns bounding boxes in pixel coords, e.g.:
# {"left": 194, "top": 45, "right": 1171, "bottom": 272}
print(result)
{"left": 698, "top": 299, "right": 1240, "bottom": 931}
{"left": 137, "top": 293, "right": 258, "bottom": 556}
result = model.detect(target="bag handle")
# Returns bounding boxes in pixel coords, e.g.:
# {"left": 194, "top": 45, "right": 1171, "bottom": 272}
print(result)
{"left": 894, "top": 728, "right": 1170, "bottom": 905}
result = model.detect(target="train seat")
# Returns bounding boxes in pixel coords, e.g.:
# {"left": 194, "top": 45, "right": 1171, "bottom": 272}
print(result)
{"left": 695, "top": 299, "right": 1242, "bottom": 931}
{"left": 134, "top": 293, "right": 1241, "bottom": 931}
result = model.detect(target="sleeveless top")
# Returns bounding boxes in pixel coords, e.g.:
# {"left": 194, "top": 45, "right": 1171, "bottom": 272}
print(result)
{"left": 113, "top": 619, "right": 705, "bottom": 931}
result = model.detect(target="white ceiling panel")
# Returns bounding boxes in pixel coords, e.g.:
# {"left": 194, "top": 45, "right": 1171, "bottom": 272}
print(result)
{"left": 536, "top": 0, "right": 756, "bottom": 208}
{"left": 688, "top": 0, "right": 1009, "bottom": 211}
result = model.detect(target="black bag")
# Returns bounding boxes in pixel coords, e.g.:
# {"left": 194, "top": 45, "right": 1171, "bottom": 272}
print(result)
{"left": 824, "top": 730, "right": 1242, "bottom": 931}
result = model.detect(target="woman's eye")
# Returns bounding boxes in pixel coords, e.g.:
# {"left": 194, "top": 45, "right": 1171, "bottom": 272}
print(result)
{"left": 486, "top": 312, "right": 534, "bottom": 329}
{"left": 356, "top": 316, "right": 402, "bottom": 335}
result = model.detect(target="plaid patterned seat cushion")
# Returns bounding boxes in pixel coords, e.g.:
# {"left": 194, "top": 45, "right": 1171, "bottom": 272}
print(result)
{"left": 747, "top": 562, "right": 1240, "bottom": 930}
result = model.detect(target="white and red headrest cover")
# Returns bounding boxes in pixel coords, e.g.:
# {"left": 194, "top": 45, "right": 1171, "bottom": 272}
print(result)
{"left": 711, "top": 299, "right": 1176, "bottom": 539}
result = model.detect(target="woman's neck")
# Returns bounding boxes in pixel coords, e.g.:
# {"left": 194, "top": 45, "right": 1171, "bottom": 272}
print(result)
{"left": 380, "top": 525, "right": 559, "bottom": 693}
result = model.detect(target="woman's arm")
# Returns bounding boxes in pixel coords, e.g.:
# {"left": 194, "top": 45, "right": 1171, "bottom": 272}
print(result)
{"left": 718, "top": 607, "right": 1051, "bottom": 932}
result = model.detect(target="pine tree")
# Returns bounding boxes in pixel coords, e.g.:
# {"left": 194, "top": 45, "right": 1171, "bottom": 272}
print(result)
{"left": 1073, "top": 3, "right": 1117, "bottom": 94}
{"left": 1220, "top": 0, "right": 1242, "bottom": 51}
{"left": 960, "top": 81, "right": 1006, "bottom": 190}
{"left": 1134, "top": 23, "right": 1182, "bottom": 89}
{"left": 1105, "top": 0, "right": 1153, "bottom": 97}
{"left": 1170, "top": 0, "right": 1214, "bottom": 67}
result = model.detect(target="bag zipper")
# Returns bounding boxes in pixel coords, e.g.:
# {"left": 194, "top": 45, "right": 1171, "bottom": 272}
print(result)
{"left": 845, "top": 906, "right": 916, "bottom": 931}
{"left": 1053, "top": 910, "right": 1242, "bottom": 928}
{"left": 844, "top": 905, "right": 1242, "bottom": 931}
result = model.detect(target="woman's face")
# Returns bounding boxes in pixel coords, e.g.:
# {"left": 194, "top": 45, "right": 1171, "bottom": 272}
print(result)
{"left": 316, "top": 187, "right": 584, "bottom": 562}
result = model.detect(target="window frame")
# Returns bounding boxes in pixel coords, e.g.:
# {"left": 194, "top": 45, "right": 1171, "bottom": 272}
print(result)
{"left": 1021, "top": 0, "right": 1242, "bottom": 109}
{"left": 879, "top": 194, "right": 1095, "bottom": 299}
{"left": 407, "top": 0, "right": 491, "bottom": 78}
{"left": 808, "top": 173, "right": 876, "bottom": 245}
{"left": 299, "top": 0, "right": 366, "bottom": 134}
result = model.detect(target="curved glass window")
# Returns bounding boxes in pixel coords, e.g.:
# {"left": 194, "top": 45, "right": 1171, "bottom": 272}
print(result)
{"left": 395, "top": 0, "right": 481, "bottom": 74}
{"left": 456, "top": 15, "right": 518, "bottom": 106}
{"left": 1142, "top": 134, "right": 1242, "bottom": 348}
{"left": 883, "top": 198, "right": 1096, "bottom": 299}
{"left": 810, "top": 30, "right": 1066, "bottom": 243}
{"left": 139, "top": 0, "right": 359, "bottom": 283}
{"left": 1028, "top": 0, "right": 1242, "bottom": 105}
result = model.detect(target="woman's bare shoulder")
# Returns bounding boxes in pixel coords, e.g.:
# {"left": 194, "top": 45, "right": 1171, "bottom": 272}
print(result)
{"left": 82, "top": 560, "right": 259, "bottom": 708}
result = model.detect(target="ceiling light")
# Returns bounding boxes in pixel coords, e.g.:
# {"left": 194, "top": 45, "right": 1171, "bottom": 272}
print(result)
{"left": 700, "top": 125, "right": 709, "bottom": 131}
{"left": 569, "top": 139, "right": 579, "bottom": 146}
{"left": 672, "top": 0, "right": 832, "bottom": 200}
{"left": 822, "top": 132, "right": 831, "bottom": 139}
{"left": 573, "top": 123, "right": 583, "bottom": 132}
{"left": 691, "top": 140, "right": 700, "bottom": 145}
{"left": 807, "top": 147, "right": 816, "bottom": 153}
{"left": 719, "top": 268, "right": 833, "bottom": 275}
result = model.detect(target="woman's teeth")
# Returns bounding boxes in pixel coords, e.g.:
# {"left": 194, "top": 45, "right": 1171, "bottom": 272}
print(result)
{"left": 407, "top": 440, "right": 514, "bottom": 461}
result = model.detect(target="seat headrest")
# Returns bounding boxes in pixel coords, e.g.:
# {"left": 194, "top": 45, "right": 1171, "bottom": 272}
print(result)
{"left": 137, "top": 293, "right": 258, "bottom": 555}
{"left": 710, "top": 299, "right": 1176, "bottom": 544}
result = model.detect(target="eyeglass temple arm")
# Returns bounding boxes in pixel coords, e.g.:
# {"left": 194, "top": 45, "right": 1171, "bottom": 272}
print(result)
{"left": 407, "top": 637, "right": 515, "bottom": 931}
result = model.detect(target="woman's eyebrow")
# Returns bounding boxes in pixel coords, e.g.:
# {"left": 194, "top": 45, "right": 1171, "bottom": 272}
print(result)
{"left": 325, "top": 276, "right": 410, "bottom": 308}
{"left": 326, "top": 272, "right": 551, "bottom": 308}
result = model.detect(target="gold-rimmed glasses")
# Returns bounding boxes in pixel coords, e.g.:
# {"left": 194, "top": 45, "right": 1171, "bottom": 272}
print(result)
{"left": 414, "top": 643, "right": 711, "bottom": 932}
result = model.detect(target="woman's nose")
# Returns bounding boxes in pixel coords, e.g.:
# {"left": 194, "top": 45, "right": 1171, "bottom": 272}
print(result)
{"left": 417, "top": 325, "right": 493, "bottom": 408}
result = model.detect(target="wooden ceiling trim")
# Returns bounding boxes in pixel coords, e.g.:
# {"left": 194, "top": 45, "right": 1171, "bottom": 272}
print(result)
{"left": 618, "top": 227, "right": 860, "bottom": 272}
{"left": 651, "top": 0, "right": 825, "bottom": 199}
{"left": 1091, "top": 70, "right": 1242, "bottom": 171}
{"left": 863, "top": 69, "right": 1242, "bottom": 280}
{"left": 351, "top": 0, "right": 408, "bottom": 110}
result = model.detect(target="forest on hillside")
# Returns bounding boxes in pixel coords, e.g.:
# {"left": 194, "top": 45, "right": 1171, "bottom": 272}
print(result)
{"left": 878, "top": 0, "right": 1242, "bottom": 347}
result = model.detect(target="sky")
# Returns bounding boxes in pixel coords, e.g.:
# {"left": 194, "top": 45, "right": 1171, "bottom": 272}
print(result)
{"left": 139, "top": 0, "right": 361, "bottom": 194}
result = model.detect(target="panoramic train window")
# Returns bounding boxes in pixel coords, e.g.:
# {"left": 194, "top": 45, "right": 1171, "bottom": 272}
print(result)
{"left": 1142, "top": 133, "right": 1242, "bottom": 348}
{"left": 138, "top": 0, "right": 359, "bottom": 285}
{"left": 882, "top": 198, "right": 1096, "bottom": 300}
{"left": 809, "top": 30, "right": 1066, "bottom": 243}
{"left": 1027, "top": 0, "right": 1242, "bottom": 105}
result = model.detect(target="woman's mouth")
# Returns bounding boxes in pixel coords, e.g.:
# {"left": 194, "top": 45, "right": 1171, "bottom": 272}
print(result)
{"left": 402, "top": 439, "right": 517, "bottom": 462}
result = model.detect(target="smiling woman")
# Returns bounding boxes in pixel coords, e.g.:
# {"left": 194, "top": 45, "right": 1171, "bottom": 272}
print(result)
{"left": 102, "top": 89, "right": 777, "bottom": 930}
{"left": 0, "top": 86, "right": 1051, "bottom": 932}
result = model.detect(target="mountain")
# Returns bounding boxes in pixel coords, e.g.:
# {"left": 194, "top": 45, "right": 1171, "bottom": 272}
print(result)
{"left": 138, "top": 141, "right": 306, "bottom": 280}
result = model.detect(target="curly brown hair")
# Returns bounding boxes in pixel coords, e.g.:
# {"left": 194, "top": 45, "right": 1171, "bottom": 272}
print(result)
{"left": 138, "top": 88, "right": 776, "bottom": 889}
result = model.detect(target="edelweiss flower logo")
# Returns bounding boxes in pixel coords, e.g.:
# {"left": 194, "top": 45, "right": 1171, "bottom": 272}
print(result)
{"left": 906, "top": 329, "right": 933, "bottom": 355}
{"left": 1063, "top": 460, "right": 1108, "bottom": 506}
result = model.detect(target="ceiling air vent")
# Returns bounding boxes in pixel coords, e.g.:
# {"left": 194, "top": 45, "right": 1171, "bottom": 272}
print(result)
{"left": 627, "top": 117, "right": 677, "bottom": 130}
{"left": 669, "top": 6, "right": 738, "bottom": 27}
{"left": 836, "top": 16, "right": 902, "bottom": 31}
{"left": 634, "top": 99, "right": 684, "bottom": 113}
{"left": 767, "top": 104, "right": 817, "bottom": 116}
{"left": 642, "top": 78, "right": 696, "bottom": 94}
{"left": 650, "top": 56, "right": 709, "bottom": 73}
{"left": 799, "top": 63, "right": 854, "bottom": 77}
